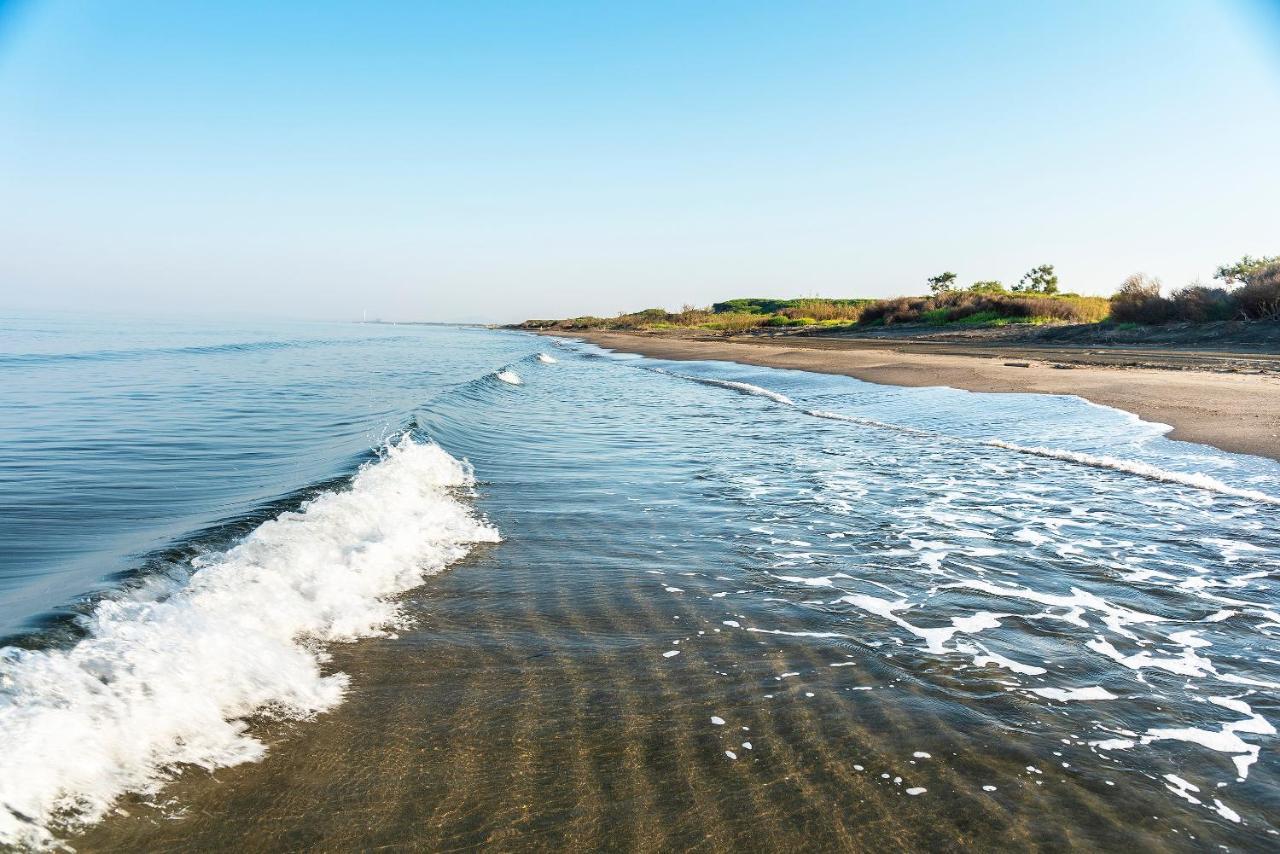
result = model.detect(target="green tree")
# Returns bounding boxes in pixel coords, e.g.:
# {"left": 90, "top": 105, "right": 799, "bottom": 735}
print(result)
{"left": 1214, "top": 255, "right": 1279, "bottom": 286}
{"left": 968, "top": 280, "right": 1003, "bottom": 293}
{"left": 1015, "top": 264, "right": 1059, "bottom": 294}
{"left": 927, "top": 271, "right": 958, "bottom": 294}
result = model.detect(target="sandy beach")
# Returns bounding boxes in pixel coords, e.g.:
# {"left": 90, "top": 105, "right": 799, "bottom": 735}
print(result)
{"left": 548, "top": 330, "right": 1280, "bottom": 461}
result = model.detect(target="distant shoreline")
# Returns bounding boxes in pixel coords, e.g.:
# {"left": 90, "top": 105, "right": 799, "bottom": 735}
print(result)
{"left": 541, "top": 329, "right": 1280, "bottom": 462}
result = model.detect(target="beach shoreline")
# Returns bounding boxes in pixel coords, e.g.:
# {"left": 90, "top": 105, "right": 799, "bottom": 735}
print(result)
{"left": 542, "top": 330, "right": 1280, "bottom": 462}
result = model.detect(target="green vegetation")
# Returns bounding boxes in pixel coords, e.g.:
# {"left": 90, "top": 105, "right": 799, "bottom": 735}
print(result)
{"left": 857, "top": 289, "right": 1109, "bottom": 326}
{"left": 710, "top": 297, "right": 872, "bottom": 317}
{"left": 1215, "top": 255, "right": 1279, "bottom": 286}
{"left": 1013, "top": 264, "right": 1059, "bottom": 294}
{"left": 518, "top": 255, "right": 1280, "bottom": 332}
{"left": 968, "top": 280, "right": 1004, "bottom": 294}
{"left": 1112, "top": 257, "right": 1280, "bottom": 323}
{"left": 927, "top": 272, "right": 958, "bottom": 294}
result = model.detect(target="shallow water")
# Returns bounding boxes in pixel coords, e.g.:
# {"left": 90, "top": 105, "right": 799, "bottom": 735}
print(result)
{"left": 1, "top": 317, "right": 1278, "bottom": 850}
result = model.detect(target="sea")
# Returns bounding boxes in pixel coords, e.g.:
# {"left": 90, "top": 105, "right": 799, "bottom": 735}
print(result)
{"left": 1, "top": 314, "right": 1277, "bottom": 850}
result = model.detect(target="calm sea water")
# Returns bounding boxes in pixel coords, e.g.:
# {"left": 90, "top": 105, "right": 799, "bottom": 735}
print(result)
{"left": 1, "top": 314, "right": 1278, "bottom": 850}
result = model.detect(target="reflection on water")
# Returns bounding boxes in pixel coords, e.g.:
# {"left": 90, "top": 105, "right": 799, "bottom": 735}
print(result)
{"left": 2, "top": 322, "right": 1278, "bottom": 850}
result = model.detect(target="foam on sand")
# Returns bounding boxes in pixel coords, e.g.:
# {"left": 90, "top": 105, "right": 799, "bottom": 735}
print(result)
{"left": 0, "top": 436, "right": 499, "bottom": 850}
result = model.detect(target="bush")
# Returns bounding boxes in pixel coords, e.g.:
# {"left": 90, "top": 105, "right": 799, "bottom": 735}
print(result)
{"left": 1110, "top": 274, "right": 1171, "bottom": 324}
{"left": 1170, "top": 284, "right": 1233, "bottom": 322}
{"left": 1108, "top": 263, "right": 1280, "bottom": 323}
{"left": 968, "top": 281, "right": 1004, "bottom": 294}
{"left": 856, "top": 290, "right": 1106, "bottom": 326}
{"left": 710, "top": 297, "right": 870, "bottom": 318}
{"left": 1232, "top": 261, "right": 1280, "bottom": 320}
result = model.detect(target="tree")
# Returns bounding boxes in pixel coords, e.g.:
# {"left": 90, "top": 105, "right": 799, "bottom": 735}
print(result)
{"left": 1015, "top": 264, "right": 1058, "bottom": 294}
{"left": 1214, "top": 255, "right": 1279, "bottom": 286}
{"left": 968, "top": 280, "right": 1003, "bottom": 293}
{"left": 927, "top": 271, "right": 957, "bottom": 294}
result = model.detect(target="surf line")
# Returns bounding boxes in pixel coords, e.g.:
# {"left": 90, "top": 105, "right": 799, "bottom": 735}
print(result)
{"left": 647, "top": 366, "right": 1280, "bottom": 507}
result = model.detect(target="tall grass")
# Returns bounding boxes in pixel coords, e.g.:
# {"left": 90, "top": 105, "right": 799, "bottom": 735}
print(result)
{"left": 858, "top": 290, "right": 1109, "bottom": 326}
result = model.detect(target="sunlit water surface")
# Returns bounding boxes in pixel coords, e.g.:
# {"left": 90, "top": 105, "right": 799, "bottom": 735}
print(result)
{"left": 1, "top": 316, "right": 1277, "bottom": 850}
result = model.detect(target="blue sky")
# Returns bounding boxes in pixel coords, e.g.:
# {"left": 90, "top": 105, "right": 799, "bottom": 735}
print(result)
{"left": 1, "top": 1, "right": 1278, "bottom": 322}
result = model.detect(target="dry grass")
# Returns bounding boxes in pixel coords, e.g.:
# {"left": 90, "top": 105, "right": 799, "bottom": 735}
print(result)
{"left": 859, "top": 291, "right": 1109, "bottom": 326}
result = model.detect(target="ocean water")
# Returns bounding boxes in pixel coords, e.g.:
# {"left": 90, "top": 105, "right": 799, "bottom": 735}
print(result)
{"left": 1, "top": 315, "right": 1278, "bottom": 850}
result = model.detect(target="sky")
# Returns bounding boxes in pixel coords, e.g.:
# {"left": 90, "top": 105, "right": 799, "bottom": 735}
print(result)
{"left": 0, "top": 0, "right": 1278, "bottom": 323}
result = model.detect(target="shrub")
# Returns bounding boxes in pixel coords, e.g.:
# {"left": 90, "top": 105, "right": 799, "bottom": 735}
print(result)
{"left": 710, "top": 297, "right": 870, "bottom": 317}
{"left": 1232, "top": 261, "right": 1280, "bottom": 320}
{"left": 862, "top": 296, "right": 922, "bottom": 325}
{"left": 968, "top": 280, "right": 1004, "bottom": 293}
{"left": 1110, "top": 274, "right": 1172, "bottom": 324}
{"left": 1170, "top": 284, "right": 1233, "bottom": 322}
{"left": 854, "top": 290, "right": 1107, "bottom": 326}
{"left": 711, "top": 298, "right": 789, "bottom": 315}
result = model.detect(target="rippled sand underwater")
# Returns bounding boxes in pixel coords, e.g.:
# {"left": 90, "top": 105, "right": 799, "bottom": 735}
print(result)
{"left": 2, "top": 326, "right": 1278, "bottom": 851}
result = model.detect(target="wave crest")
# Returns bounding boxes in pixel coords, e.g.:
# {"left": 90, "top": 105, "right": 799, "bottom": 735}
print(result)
{"left": 986, "top": 440, "right": 1280, "bottom": 506}
{"left": 0, "top": 436, "right": 498, "bottom": 849}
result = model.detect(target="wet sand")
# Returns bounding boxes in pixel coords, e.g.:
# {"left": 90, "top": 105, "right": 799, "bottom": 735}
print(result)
{"left": 550, "top": 331, "right": 1280, "bottom": 461}
{"left": 68, "top": 336, "right": 1277, "bottom": 853}
{"left": 73, "top": 549, "right": 1233, "bottom": 853}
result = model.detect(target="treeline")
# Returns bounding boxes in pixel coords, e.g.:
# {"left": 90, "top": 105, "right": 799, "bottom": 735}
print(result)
{"left": 517, "top": 255, "right": 1280, "bottom": 332}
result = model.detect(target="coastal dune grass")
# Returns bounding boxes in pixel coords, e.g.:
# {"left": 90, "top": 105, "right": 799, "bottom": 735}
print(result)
{"left": 518, "top": 259, "right": 1278, "bottom": 332}
{"left": 518, "top": 292, "right": 1108, "bottom": 332}
{"left": 859, "top": 291, "right": 1111, "bottom": 326}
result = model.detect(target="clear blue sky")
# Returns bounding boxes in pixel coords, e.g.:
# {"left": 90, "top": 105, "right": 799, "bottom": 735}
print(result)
{"left": 1, "top": 0, "right": 1278, "bottom": 322}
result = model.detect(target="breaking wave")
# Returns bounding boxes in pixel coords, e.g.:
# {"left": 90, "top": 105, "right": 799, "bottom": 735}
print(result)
{"left": 654, "top": 370, "right": 795, "bottom": 406}
{"left": 639, "top": 357, "right": 1279, "bottom": 508}
{"left": 0, "top": 436, "right": 498, "bottom": 850}
{"left": 495, "top": 370, "right": 523, "bottom": 385}
{"left": 985, "top": 440, "right": 1280, "bottom": 506}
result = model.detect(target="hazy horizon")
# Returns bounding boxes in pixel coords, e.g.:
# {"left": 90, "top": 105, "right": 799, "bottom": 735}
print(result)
{"left": 2, "top": 0, "right": 1279, "bottom": 324}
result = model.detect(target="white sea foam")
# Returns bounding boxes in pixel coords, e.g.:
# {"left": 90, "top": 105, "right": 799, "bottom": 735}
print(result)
{"left": 496, "top": 370, "right": 524, "bottom": 385}
{"left": 0, "top": 437, "right": 498, "bottom": 850}
{"left": 803, "top": 409, "right": 936, "bottom": 437}
{"left": 657, "top": 370, "right": 795, "bottom": 406}
{"left": 535, "top": 353, "right": 557, "bottom": 364}
{"left": 697, "top": 377, "right": 795, "bottom": 406}
{"left": 984, "top": 440, "right": 1280, "bottom": 506}
{"left": 1030, "top": 686, "right": 1118, "bottom": 702}
{"left": 838, "top": 593, "right": 1005, "bottom": 654}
